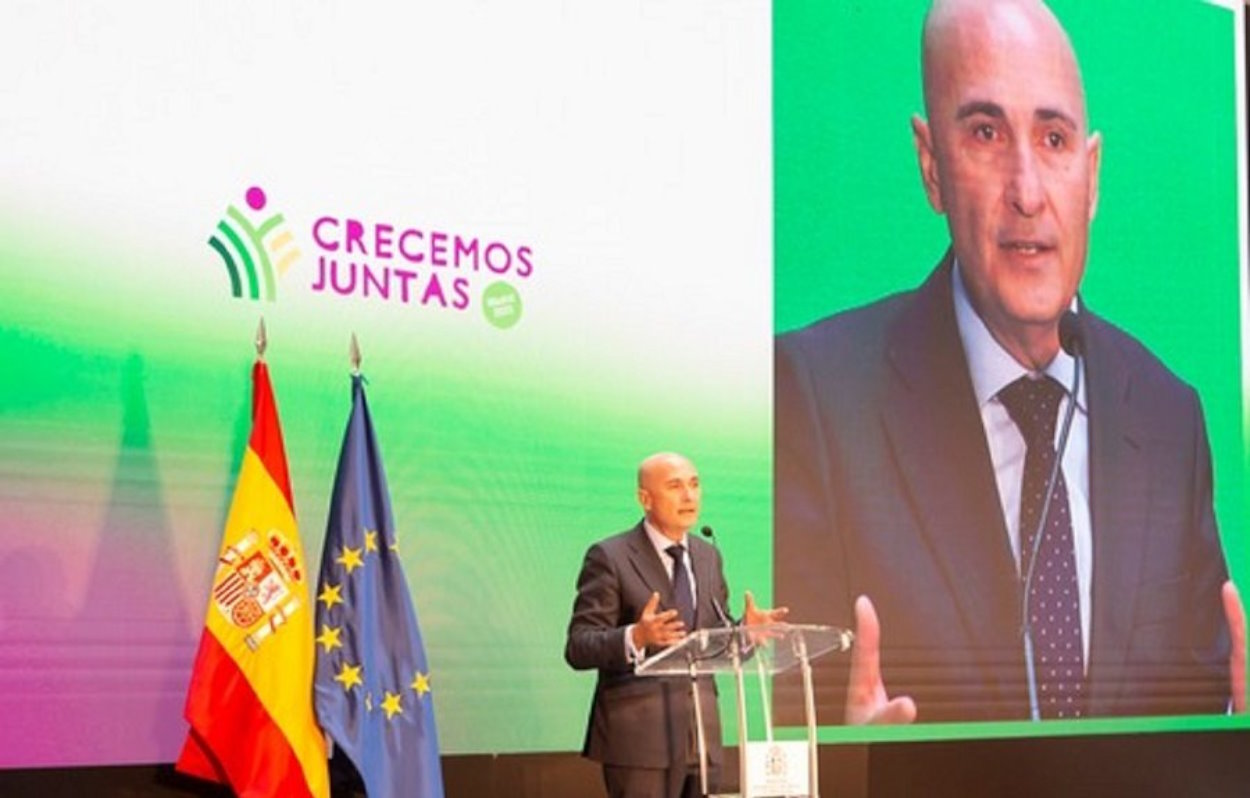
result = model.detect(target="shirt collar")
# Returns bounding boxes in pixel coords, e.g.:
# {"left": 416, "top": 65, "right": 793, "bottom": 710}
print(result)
{"left": 643, "top": 519, "right": 688, "bottom": 555}
{"left": 951, "top": 260, "right": 1084, "bottom": 410}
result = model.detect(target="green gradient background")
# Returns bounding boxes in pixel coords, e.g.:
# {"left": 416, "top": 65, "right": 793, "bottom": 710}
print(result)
{"left": 0, "top": 205, "right": 771, "bottom": 755}
{"left": 775, "top": 0, "right": 1247, "bottom": 741}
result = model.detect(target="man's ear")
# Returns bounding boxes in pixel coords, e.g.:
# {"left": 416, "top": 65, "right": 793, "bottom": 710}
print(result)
{"left": 1086, "top": 130, "right": 1102, "bottom": 221}
{"left": 637, "top": 487, "right": 652, "bottom": 512}
{"left": 912, "top": 114, "right": 944, "bottom": 213}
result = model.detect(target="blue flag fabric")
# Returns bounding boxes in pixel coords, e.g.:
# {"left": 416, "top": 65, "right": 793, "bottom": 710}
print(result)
{"left": 313, "top": 375, "right": 444, "bottom": 798}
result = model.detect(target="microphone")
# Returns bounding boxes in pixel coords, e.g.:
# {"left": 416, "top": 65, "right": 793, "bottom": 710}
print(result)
{"left": 699, "top": 526, "right": 736, "bottom": 628}
{"left": 1058, "top": 309, "right": 1084, "bottom": 356}
{"left": 1021, "top": 309, "right": 1084, "bottom": 721}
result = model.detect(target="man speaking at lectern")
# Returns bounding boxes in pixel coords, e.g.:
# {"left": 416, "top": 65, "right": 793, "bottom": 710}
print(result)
{"left": 774, "top": 0, "right": 1245, "bottom": 724}
{"left": 566, "top": 452, "right": 786, "bottom": 798}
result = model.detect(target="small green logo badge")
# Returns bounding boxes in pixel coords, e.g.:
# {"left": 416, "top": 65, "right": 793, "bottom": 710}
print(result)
{"left": 482, "top": 281, "right": 522, "bottom": 329}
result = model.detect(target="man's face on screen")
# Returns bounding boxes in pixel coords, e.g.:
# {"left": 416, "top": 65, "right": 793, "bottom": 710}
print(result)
{"left": 913, "top": 0, "right": 1101, "bottom": 367}
{"left": 638, "top": 454, "right": 701, "bottom": 540}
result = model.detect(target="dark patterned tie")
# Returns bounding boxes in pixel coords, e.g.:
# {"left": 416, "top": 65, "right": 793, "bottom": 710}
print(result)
{"left": 998, "top": 375, "right": 1086, "bottom": 719}
{"left": 666, "top": 544, "right": 696, "bottom": 630}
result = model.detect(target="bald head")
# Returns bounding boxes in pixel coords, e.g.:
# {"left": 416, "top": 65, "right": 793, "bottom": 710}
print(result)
{"left": 637, "top": 452, "right": 701, "bottom": 541}
{"left": 922, "top": 0, "right": 1086, "bottom": 127}
{"left": 637, "top": 452, "right": 692, "bottom": 486}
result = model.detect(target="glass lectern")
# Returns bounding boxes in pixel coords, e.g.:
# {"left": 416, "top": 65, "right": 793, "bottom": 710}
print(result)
{"left": 636, "top": 623, "right": 852, "bottom": 798}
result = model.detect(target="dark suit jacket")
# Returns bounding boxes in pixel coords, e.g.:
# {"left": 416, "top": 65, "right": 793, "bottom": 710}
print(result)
{"left": 774, "top": 256, "right": 1230, "bottom": 723}
{"left": 565, "top": 522, "right": 727, "bottom": 770}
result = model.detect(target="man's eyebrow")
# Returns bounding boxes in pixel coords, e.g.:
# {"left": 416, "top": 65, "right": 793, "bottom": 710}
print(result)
{"left": 953, "top": 102, "right": 1081, "bottom": 132}
{"left": 955, "top": 101, "right": 1005, "bottom": 121}
{"left": 1036, "top": 107, "right": 1078, "bottom": 130}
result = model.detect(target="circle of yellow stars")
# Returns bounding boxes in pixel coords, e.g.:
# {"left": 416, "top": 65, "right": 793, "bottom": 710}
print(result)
{"left": 316, "top": 527, "right": 431, "bottom": 723}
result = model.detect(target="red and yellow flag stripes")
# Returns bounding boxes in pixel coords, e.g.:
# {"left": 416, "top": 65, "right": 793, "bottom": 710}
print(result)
{"left": 177, "top": 361, "right": 328, "bottom": 798}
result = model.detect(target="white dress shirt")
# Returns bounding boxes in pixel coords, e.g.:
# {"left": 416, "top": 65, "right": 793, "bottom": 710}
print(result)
{"left": 624, "top": 522, "right": 698, "bottom": 663}
{"left": 952, "top": 264, "right": 1092, "bottom": 669}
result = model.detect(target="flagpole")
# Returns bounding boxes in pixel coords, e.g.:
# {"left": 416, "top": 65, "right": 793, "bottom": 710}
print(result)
{"left": 256, "top": 317, "right": 268, "bottom": 360}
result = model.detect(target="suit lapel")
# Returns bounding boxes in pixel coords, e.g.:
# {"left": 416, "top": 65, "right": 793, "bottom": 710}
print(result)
{"left": 879, "top": 257, "right": 1025, "bottom": 692}
{"left": 625, "top": 522, "right": 676, "bottom": 607}
{"left": 1081, "top": 310, "right": 1150, "bottom": 714}
{"left": 626, "top": 524, "right": 723, "bottom": 630}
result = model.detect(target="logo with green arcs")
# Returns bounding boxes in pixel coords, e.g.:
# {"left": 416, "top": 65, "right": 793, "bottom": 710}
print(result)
{"left": 209, "top": 186, "right": 300, "bottom": 301}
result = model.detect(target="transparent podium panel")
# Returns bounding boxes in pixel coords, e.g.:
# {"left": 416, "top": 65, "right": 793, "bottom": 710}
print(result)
{"left": 634, "top": 623, "right": 852, "bottom": 677}
{"left": 634, "top": 623, "right": 852, "bottom": 798}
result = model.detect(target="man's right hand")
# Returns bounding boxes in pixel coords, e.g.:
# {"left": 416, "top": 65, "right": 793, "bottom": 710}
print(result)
{"left": 1223, "top": 580, "right": 1246, "bottom": 713}
{"left": 632, "top": 591, "right": 686, "bottom": 649}
{"left": 845, "top": 594, "right": 918, "bottom": 725}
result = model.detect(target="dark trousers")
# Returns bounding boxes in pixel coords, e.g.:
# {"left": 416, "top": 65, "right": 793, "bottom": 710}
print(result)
{"left": 602, "top": 764, "right": 718, "bottom": 798}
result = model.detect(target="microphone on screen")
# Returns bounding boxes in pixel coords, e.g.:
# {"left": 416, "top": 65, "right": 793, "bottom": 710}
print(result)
{"left": 1059, "top": 309, "right": 1084, "bottom": 357}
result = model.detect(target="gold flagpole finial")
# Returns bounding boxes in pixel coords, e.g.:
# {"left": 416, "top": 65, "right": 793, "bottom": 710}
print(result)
{"left": 255, "top": 317, "right": 268, "bottom": 359}
{"left": 350, "top": 332, "right": 361, "bottom": 374}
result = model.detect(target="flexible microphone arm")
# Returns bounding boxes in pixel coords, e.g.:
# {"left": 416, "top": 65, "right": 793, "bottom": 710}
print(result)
{"left": 700, "top": 526, "right": 737, "bottom": 627}
{"left": 1021, "top": 310, "right": 1083, "bottom": 721}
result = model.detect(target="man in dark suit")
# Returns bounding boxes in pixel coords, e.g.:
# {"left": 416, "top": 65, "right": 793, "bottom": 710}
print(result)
{"left": 566, "top": 452, "right": 786, "bottom": 797}
{"left": 774, "top": 0, "right": 1246, "bottom": 725}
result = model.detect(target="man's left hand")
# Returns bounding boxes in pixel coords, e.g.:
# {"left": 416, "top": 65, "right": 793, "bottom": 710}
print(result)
{"left": 741, "top": 590, "right": 789, "bottom": 644}
{"left": 742, "top": 590, "right": 789, "bottom": 627}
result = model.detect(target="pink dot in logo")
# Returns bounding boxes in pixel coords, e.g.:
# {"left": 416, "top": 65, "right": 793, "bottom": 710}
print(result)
{"left": 245, "top": 186, "right": 267, "bottom": 211}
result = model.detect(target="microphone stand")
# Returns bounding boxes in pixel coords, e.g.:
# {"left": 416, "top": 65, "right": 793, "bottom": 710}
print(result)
{"left": 703, "top": 526, "right": 752, "bottom": 795}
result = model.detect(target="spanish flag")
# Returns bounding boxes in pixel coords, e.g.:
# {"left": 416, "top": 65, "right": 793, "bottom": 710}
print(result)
{"left": 176, "top": 360, "right": 329, "bottom": 798}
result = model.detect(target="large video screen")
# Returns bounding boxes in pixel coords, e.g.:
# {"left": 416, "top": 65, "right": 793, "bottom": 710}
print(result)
{"left": 774, "top": 0, "right": 1249, "bottom": 741}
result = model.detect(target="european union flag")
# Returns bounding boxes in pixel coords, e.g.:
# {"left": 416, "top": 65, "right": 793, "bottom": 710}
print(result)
{"left": 313, "top": 375, "right": 444, "bottom": 798}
